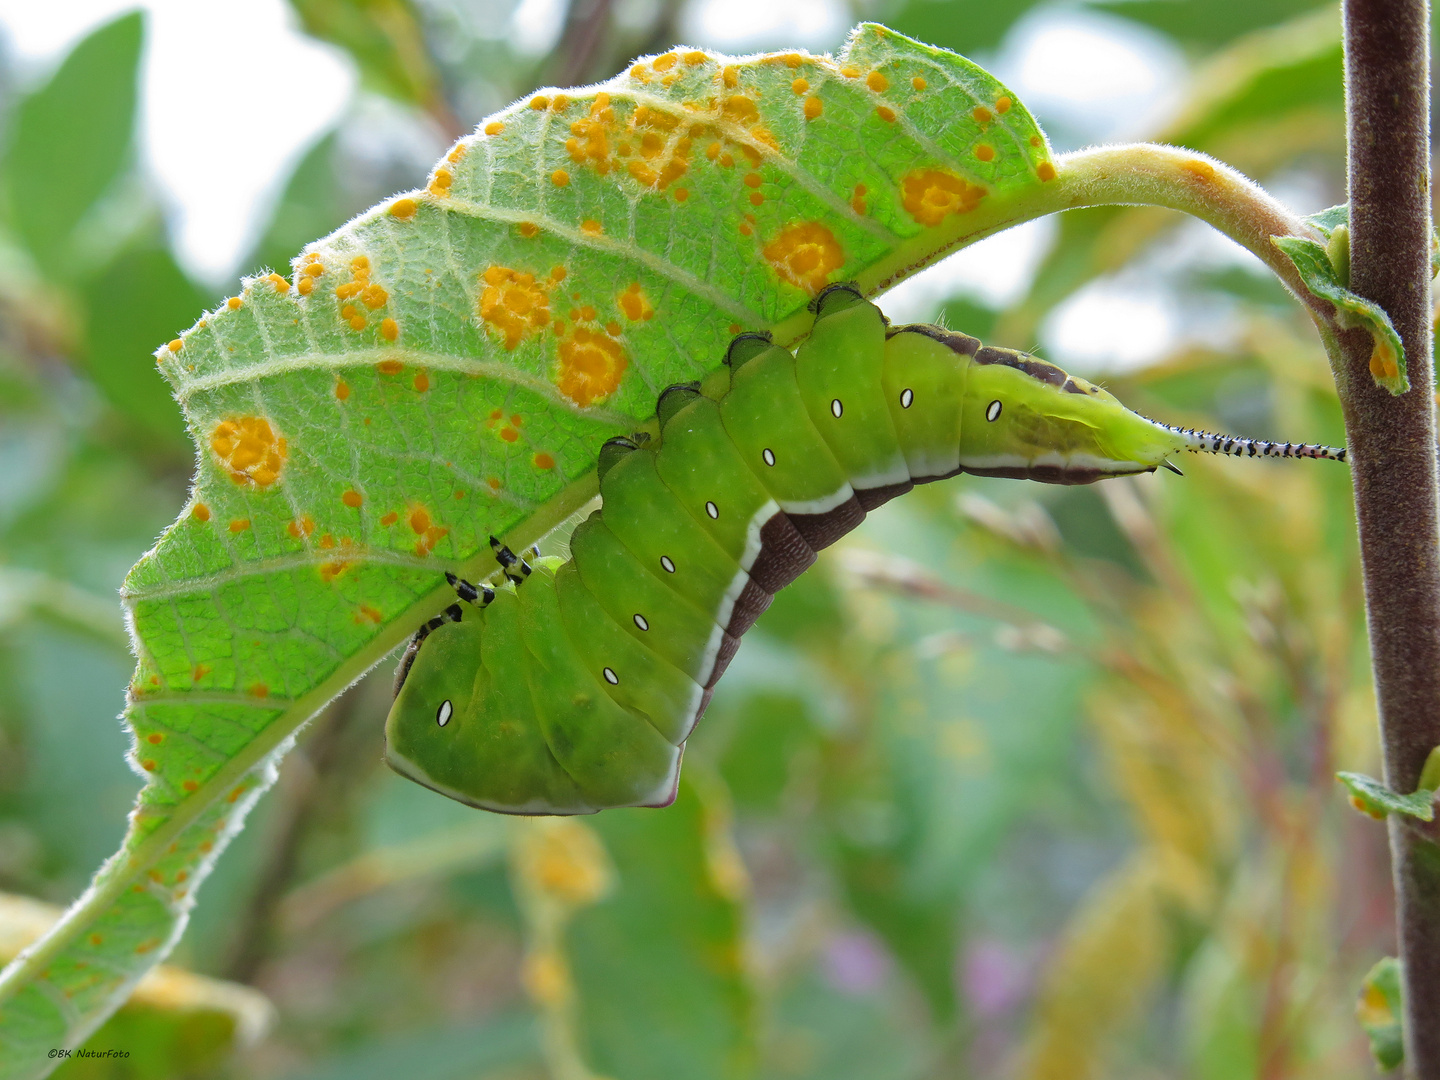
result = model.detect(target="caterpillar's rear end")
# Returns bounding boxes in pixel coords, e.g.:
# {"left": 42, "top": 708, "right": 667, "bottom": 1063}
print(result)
{"left": 385, "top": 286, "right": 1345, "bottom": 815}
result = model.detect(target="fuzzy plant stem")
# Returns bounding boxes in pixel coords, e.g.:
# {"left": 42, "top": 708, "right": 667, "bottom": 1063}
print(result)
{"left": 1342, "top": 0, "right": 1440, "bottom": 1074}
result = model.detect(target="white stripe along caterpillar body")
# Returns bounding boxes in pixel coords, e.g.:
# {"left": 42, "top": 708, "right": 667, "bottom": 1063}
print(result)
{"left": 385, "top": 286, "right": 1346, "bottom": 815}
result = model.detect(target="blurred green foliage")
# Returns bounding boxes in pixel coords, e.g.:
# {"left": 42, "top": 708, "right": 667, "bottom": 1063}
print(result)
{"left": 0, "top": 0, "right": 1401, "bottom": 1077}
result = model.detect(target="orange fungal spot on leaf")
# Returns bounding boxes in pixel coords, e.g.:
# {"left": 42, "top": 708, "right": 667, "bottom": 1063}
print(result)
{"left": 192, "top": 503, "right": 210, "bottom": 522}
{"left": 298, "top": 277, "right": 314, "bottom": 296}
{"left": 413, "top": 369, "right": 429, "bottom": 392}
{"left": 377, "top": 358, "right": 404, "bottom": 375}
{"left": 684, "top": 50, "right": 707, "bottom": 65}
{"left": 763, "top": 222, "right": 844, "bottom": 295}
{"left": 876, "top": 105, "right": 896, "bottom": 122}
{"left": 168, "top": 339, "right": 183, "bottom": 353}
{"left": 581, "top": 219, "right": 603, "bottom": 235}
{"left": 804, "top": 96, "right": 822, "bottom": 120}
{"left": 530, "top": 95, "right": 550, "bottom": 110}
{"left": 791, "top": 78, "right": 809, "bottom": 95}
{"left": 380, "top": 317, "right": 399, "bottom": 342}
{"left": 380, "top": 511, "right": 398, "bottom": 526}
{"left": 362, "top": 283, "right": 389, "bottom": 309}
{"left": 342, "top": 489, "right": 363, "bottom": 508}
{"left": 866, "top": 71, "right": 889, "bottom": 92}
{"left": 556, "top": 325, "right": 627, "bottom": 406}
{"left": 552, "top": 169, "right": 570, "bottom": 186}
{"left": 618, "top": 283, "right": 653, "bottom": 321}
{"left": 901, "top": 168, "right": 987, "bottom": 226}
{"left": 972, "top": 106, "right": 992, "bottom": 124}
{"left": 480, "top": 265, "right": 552, "bottom": 348}
{"left": 975, "top": 144, "right": 995, "bottom": 162}
{"left": 349, "top": 315, "right": 367, "bottom": 331}
{"left": 484, "top": 120, "right": 504, "bottom": 135}
{"left": 183, "top": 780, "right": 199, "bottom": 792}
{"left": 147, "top": 732, "right": 163, "bottom": 744}
{"left": 995, "top": 95, "right": 1011, "bottom": 113}
{"left": 653, "top": 53, "right": 677, "bottom": 71}
{"left": 1036, "top": 161, "right": 1056, "bottom": 182}
{"left": 227, "top": 297, "right": 242, "bottom": 310}
{"left": 249, "top": 683, "right": 268, "bottom": 699}
{"left": 409, "top": 506, "right": 431, "bottom": 534}
{"left": 534, "top": 452, "right": 555, "bottom": 469}
{"left": 229, "top": 518, "right": 250, "bottom": 533}
{"left": 912, "top": 76, "right": 927, "bottom": 91}
{"left": 210, "top": 416, "right": 287, "bottom": 488}
{"left": 518, "top": 221, "right": 540, "bottom": 238}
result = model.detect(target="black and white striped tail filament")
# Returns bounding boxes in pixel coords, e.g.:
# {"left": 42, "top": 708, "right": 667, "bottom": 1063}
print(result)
{"left": 1163, "top": 423, "right": 1347, "bottom": 463}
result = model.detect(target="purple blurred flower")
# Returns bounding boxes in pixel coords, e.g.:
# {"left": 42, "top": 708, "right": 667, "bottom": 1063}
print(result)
{"left": 823, "top": 930, "right": 891, "bottom": 995}
{"left": 962, "top": 939, "right": 1030, "bottom": 1018}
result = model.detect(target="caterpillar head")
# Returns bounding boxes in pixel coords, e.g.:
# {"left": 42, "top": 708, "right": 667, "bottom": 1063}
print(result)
{"left": 893, "top": 328, "right": 1345, "bottom": 482}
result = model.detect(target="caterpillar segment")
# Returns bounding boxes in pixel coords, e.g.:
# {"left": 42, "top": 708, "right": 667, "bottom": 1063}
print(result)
{"left": 385, "top": 284, "right": 1348, "bottom": 816}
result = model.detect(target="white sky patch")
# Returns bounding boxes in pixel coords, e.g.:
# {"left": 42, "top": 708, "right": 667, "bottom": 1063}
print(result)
{"left": 510, "top": 0, "right": 567, "bottom": 58}
{"left": 678, "top": 0, "right": 850, "bottom": 52}
{"left": 996, "top": 9, "right": 1184, "bottom": 143}
{"left": 881, "top": 218, "right": 1056, "bottom": 324}
{"left": 1044, "top": 283, "right": 1179, "bottom": 373}
{"left": 0, "top": 0, "right": 355, "bottom": 285}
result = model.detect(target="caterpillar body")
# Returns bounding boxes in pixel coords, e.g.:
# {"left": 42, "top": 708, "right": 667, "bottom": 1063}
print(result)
{"left": 385, "top": 286, "right": 1345, "bottom": 815}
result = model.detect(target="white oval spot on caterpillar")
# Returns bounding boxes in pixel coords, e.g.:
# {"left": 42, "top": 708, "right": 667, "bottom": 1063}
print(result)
{"left": 986, "top": 399, "right": 1002, "bottom": 422}
{"left": 603, "top": 666, "right": 619, "bottom": 685}
{"left": 762, "top": 448, "right": 776, "bottom": 466}
{"left": 660, "top": 555, "right": 676, "bottom": 573}
{"left": 900, "top": 388, "right": 914, "bottom": 409}
{"left": 831, "top": 398, "right": 843, "bottom": 418}
{"left": 436, "top": 699, "right": 453, "bottom": 727}
{"left": 633, "top": 613, "right": 650, "bottom": 631}
{"left": 705, "top": 500, "right": 719, "bottom": 519}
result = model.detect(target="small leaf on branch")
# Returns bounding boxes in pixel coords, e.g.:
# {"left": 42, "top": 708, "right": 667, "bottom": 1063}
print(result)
{"left": 1336, "top": 770, "right": 1436, "bottom": 821}
{"left": 1356, "top": 956, "right": 1405, "bottom": 1071}
{"left": 1273, "top": 233, "right": 1408, "bottom": 394}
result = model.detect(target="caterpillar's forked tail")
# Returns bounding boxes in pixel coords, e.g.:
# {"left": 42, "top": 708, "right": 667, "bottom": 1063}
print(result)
{"left": 1159, "top": 423, "right": 1348, "bottom": 464}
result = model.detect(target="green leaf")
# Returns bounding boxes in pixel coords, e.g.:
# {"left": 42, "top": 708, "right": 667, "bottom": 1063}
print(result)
{"left": 79, "top": 243, "right": 210, "bottom": 451}
{"left": 1356, "top": 956, "right": 1405, "bottom": 1072}
{"left": 1, "top": 13, "right": 143, "bottom": 279}
{"left": 1095, "top": 0, "right": 1334, "bottom": 48}
{"left": 1272, "top": 235, "right": 1408, "bottom": 394}
{"left": 289, "top": 0, "right": 442, "bottom": 111}
{"left": 1336, "top": 771, "right": 1435, "bottom": 821}
{"left": 0, "top": 893, "right": 272, "bottom": 1080}
{"left": 0, "top": 26, "right": 1063, "bottom": 1073}
{"left": 566, "top": 772, "right": 753, "bottom": 1080}
{"left": 1304, "top": 203, "right": 1349, "bottom": 236}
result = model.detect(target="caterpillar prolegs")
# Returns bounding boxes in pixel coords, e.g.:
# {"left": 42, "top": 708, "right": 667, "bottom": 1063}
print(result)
{"left": 385, "top": 286, "right": 1346, "bottom": 815}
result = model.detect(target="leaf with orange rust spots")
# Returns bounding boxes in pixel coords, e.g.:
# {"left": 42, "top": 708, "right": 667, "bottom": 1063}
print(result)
{"left": 0, "top": 24, "right": 1059, "bottom": 1071}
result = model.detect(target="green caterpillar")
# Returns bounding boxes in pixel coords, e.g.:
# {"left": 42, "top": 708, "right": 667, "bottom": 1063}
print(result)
{"left": 385, "top": 286, "right": 1345, "bottom": 815}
